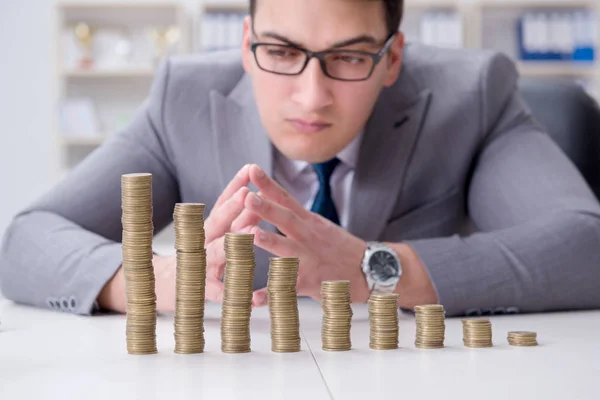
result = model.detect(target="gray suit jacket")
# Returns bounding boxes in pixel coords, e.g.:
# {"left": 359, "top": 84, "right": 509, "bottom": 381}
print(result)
{"left": 2, "top": 44, "right": 599, "bottom": 317}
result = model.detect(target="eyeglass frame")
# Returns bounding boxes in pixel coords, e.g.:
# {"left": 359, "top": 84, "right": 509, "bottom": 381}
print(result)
{"left": 249, "top": 33, "right": 397, "bottom": 82}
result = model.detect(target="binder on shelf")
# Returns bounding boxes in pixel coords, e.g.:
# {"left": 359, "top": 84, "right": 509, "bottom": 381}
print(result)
{"left": 419, "top": 12, "right": 462, "bottom": 49}
{"left": 199, "top": 11, "right": 246, "bottom": 52}
{"left": 517, "top": 10, "right": 596, "bottom": 63}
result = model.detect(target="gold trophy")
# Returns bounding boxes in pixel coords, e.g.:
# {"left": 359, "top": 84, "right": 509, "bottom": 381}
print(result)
{"left": 74, "top": 22, "right": 94, "bottom": 68}
{"left": 149, "top": 26, "right": 180, "bottom": 65}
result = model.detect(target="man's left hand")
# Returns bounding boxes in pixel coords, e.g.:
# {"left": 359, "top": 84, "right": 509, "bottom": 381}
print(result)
{"left": 242, "top": 164, "right": 370, "bottom": 306}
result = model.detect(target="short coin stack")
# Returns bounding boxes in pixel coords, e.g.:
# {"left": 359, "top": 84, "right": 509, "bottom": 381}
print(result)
{"left": 121, "top": 173, "right": 157, "bottom": 355}
{"left": 321, "top": 280, "right": 352, "bottom": 351}
{"left": 267, "top": 257, "right": 301, "bottom": 353}
{"left": 462, "top": 319, "right": 493, "bottom": 348}
{"left": 221, "top": 233, "right": 256, "bottom": 353}
{"left": 368, "top": 293, "right": 399, "bottom": 350}
{"left": 414, "top": 304, "right": 446, "bottom": 349}
{"left": 507, "top": 331, "right": 538, "bottom": 346}
{"left": 173, "top": 203, "right": 207, "bottom": 354}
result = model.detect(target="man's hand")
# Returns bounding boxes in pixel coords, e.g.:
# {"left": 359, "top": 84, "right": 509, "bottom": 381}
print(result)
{"left": 243, "top": 165, "right": 371, "bottom": 306}
{"left": 98, "top": 164, "right": 264, "bottom": 313}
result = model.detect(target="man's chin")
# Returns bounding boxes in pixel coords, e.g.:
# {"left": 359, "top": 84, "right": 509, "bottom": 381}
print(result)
{"left": 269, "top": 130, "right": 342, "bottom": 163}
{"left": 276, "top": 146, "right": 337, "bottom": 164}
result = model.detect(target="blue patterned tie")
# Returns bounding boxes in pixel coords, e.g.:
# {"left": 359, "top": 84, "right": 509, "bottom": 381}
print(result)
{"left": 310, "top": 157, "right": 341, "bottom": 225}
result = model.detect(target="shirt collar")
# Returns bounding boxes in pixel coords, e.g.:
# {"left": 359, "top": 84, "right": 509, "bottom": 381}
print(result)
{"left": 276, "top": 129, "right": 364, "bottom": 181}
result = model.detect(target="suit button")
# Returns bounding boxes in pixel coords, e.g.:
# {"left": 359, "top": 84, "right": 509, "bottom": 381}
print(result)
{"left": 46, "top": 298, "right": 55, "bottom": 309}
{"left": 61, "top": 297, "right": 69, "bottom": 310}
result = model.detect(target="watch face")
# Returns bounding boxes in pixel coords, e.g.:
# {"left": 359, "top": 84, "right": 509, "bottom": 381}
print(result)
{"left": 369, "top": 250, "right": 399, "bottom": 282}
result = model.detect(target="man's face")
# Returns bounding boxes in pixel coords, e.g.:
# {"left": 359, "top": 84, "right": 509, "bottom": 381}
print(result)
{"left": 242, "top": 0, "right": 404, "bottom": 164}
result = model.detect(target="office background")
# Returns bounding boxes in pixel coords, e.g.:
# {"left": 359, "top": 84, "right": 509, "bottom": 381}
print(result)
{"left": 0, "top": 0, "right": 598, "bottom": 248}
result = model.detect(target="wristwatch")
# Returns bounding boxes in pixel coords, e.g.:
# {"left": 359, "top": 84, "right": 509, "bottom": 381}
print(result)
{"left": 361, "top": 242, "right": 402, "bottom": 294}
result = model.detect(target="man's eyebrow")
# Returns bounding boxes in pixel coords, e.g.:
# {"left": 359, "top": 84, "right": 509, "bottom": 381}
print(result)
{"left": 257, "top": 31, "right": 379, "bottom": 49}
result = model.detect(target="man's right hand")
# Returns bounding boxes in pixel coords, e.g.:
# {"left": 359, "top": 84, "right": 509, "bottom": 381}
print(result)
{"left": 98, "top": 164, "right": 262, "bottom": 313}
{"left": 202, "top": 164, "right": 262, "bottom": 303}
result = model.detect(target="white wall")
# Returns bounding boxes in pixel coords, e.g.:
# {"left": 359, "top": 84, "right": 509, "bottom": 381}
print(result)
{"left": 0, "top": 0, "right": 58, "bottom": 235}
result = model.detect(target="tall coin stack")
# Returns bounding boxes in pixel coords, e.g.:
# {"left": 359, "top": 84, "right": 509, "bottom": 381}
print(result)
{"left": 507, "top": 331, "right": 538, "bottom": 346}
{"left": 414, "top": 304, "right": 445, "bottom": 349}
{"left": 221, "top": 233, "right": 256, "bottom": 353}
{"left": 320, "top": 280, "right": 352, "bottom": 351}
{"left": 121, "top": 173, "right": 157, "bottom": 355}
{"left": 267, "top": 257, "right": 301, "bottom": 353}
{"left": 462, "top": 319, "right": 493, "bottom": 348}
{"left": 368, "top": 293, "right": 399, "bottom": 350}
{"left": 173, "top": 203, "right": 207, "bottom": 354}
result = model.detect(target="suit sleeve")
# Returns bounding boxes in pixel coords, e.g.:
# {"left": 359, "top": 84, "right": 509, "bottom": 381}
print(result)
{"left": 0, "top": 60, "right": 180, "bottom": 315}
{"left": 405, "top": 53, "right": 600, "bottom": 317}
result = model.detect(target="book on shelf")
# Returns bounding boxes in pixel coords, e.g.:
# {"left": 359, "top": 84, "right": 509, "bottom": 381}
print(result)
{"left": 200, "top": 12, "right": 246, "bottom": 52}
{"left": 419, "top": 12, "right": 463, "bottom": 49}
{"left": 517, "top": 11, "right": 596, "bottom": 62}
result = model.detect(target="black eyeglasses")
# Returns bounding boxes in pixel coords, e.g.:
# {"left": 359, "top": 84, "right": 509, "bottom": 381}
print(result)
{"left": 250, "top": 34, "right": 396, "bottom": 82}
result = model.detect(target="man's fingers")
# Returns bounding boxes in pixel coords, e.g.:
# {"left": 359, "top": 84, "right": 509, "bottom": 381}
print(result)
{"left": 248, "top": 164, "right": 308, "bottom": 218}
{"left": 213, "top": 164, "right": 251, "bottom": 209}
{"left": 252, "top": 288, "right": 268, "bottom": 307}
{"left": 205, "top": 186, "right": 250, "bottom": 243}
{"left": 231, "top": 206, "right": 262, "bottom": 232}
{"left": 205, "top": 277, "right": 224, "bottom": 304}
{"left": 251, "top": 226, "right": 301, "bottom": 258}
{"left": 245, "top": 192, "right": 306, "bottom": 240}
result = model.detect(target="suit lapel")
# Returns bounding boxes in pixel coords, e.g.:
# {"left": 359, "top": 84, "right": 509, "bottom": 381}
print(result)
{"left": 210, "top": 73, "right": 273, "bottom": 189}
{"left": 210, "top": 73, "right": 277, "bottom": 234}
{"left": 347, "top": 73, "right": 432, "bottom": 241}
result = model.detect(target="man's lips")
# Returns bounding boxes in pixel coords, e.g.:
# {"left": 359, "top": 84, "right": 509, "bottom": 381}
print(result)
{"left": 288, "top": 119, "right": 332, "bottom": 133}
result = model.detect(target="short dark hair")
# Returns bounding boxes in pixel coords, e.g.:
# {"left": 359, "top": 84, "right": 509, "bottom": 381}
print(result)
{"left": 249, "top": 0, "right": 403, "bottom": 38}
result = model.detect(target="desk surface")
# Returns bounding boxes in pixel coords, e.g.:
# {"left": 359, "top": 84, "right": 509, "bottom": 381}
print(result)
{"left": 1, "top": 297, "right": 599, "bottom": 400}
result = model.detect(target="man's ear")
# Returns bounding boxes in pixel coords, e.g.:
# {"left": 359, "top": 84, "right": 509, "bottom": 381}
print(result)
{"left": 383, "top": 32, "right": 404, "bottom": 87}
{"left": 241, "top": 16, "right": 253, "bottom": 74}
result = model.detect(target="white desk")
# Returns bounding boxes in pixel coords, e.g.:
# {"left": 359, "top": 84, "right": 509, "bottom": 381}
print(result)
{"left": 1, "top": 297, "right": 599, "bottom": 400}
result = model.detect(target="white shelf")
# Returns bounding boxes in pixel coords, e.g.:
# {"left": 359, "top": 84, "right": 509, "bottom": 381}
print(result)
{"left": 405, "top": 0, "right": 462, "bottom": 10}
{"left": 480, "top": 0, "right": 597, "bottom": 9}
{"left": 61, "top": 67, "right": 156, "bottom": 78}
{"left": 517, "top": 62, "right": 597, "bottom": 77}
{"left": 57, "top": 1, "right": 181, "bottom": 10}
{"left": 61, "top": 136, "right": 108, "bottom": 146}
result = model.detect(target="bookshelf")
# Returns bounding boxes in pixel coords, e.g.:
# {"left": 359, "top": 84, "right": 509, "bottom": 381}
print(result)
{"left": 54, "top": 0, "right": 599, "bottom": 169}
{"left": 55, "top": 1, "right": 189, "bottom": 170}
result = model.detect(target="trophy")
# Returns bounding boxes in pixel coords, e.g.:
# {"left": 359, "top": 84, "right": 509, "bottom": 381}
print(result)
{"left": 74, "top": 22, "right": 94, "bottom": 68}
{"left": 149, "top": 26, "right": 180, "bottom": 65}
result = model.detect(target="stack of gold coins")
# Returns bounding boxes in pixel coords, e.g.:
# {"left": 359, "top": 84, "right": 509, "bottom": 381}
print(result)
{"left": 414, "top": 304, "right": 445, "bottom": 349}
{"left": 221, "top": 233, "right": 256, "bottom": 353}
{"left": 173, "top": 203, "right": 207, "bottom": 354}
{"left": 321, "top": 280, "right": 352, "bottom": 351}
{"left": 462, "top": 319, "right": 493, "bottom": 348}
{"left": 507, "top": 331, "right": 538, "bottom": 346}
{"left": 121, "top": 173, "right": 157, "bottom": 355}
{"left": 368, "top": 293, "right": 399, "bottom": 350}
{"left": 267, "top": 257, "right": 301, "bottom": 353}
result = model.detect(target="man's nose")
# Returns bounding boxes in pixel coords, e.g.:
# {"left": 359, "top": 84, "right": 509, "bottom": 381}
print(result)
{"left": 291, "top": 57, "right": 333, "bottom": 111}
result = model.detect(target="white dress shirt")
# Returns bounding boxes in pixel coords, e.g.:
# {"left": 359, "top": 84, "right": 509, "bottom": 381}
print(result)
{"left": 273, "top": 132, "right": 363, "bottom": 229}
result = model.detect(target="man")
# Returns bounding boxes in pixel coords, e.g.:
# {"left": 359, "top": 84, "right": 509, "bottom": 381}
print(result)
{"left": 1, "top": 0, "right": 599, "bottom": 317}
